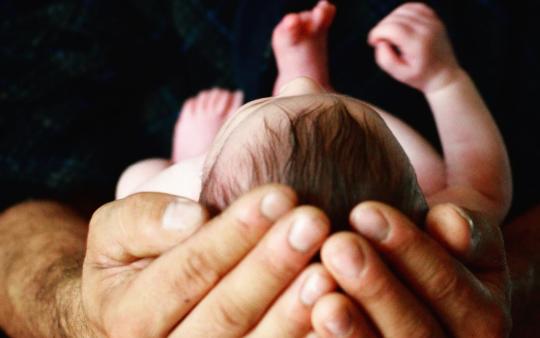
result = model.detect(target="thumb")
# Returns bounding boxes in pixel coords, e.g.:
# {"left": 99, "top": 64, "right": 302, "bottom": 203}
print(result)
{"left": 87, "top": 192, "right": 208, "bottom": 264}
{"left": 425, "top": 203, "right": 505, "bottom": 269}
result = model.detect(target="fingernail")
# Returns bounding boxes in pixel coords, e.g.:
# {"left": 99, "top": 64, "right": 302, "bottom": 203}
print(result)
{"left": 300, "top": 272, "right": 332, "bottom": 306}
{"left": 451, "top": 206, "right": 478, "bottom": 253}
{"left": 162, "top": 199, "right": 205, "bottom": 234}
{"left": 260, "top": 190, "right": 294, "bottom": 221}
{"left": 351, "top": 206, "right": 389, "bottom": 242}
{"left": 329, "top": 240, "right": 364, "bottom": 277}
{"left": 306, "top": 332, "right": 319, "bottom": 338}
{"left": 325, "top": 309, "right": 352, "bottom": 337}
{"left": 288, "top": 215, "right": 326, "bottom": 252}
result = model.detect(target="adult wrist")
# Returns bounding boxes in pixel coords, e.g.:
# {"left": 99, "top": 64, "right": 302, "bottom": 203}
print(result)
{"left": 55, "top": 274, "right": 95, "bottom": 338}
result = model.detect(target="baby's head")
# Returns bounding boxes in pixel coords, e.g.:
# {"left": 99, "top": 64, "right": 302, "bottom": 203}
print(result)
{"left": 200, "top": 78, "right": 427, "bottom": 229}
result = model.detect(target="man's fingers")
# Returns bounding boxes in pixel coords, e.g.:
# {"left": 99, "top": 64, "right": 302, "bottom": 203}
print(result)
{"left": 349, "top": 202, "right": 511, "bottom": 337}
{"left": 87, "top": 193, "right": 208, "bottom": 264}
{"left": 311, "top": 293, "right": 378, "bottom": 338}
{"left": 321, "top": 232, "right": 445, "bottom": 338}
{"left": 246, "top": 264, "right": 335, "bottom": 338}
{"left": 118, "top": 185, "right": 297, "bottom": 337}
{"left": 426, "top": 203, "right": 506, "bottom": 268}
{"left": 172, "top": 206, "right": 330, "bottom": 337}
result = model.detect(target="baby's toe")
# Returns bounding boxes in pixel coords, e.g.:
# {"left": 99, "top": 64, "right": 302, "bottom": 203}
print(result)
{"left": 195, "top": 90, "right": 212, "bottom": 113}
{"left": 312, "top": 1, "right": 336, "bottom": 31}
{"left": 273, "top": 13, "right": 303, "bottom": 45}
{"left": 229, "top": 91, "right": 244, "bottom": 115}
{"left": 207, "top": 88, "right": 224, "bottom": 112}
{"left": 219, "top": 90, "right": 243, "bottom": 118}
{"left": 179, "top": 97, "right": 196, "bottom": 116}
{"left": 213, "top": 89, "right": 234, "bottom": 116}
{"left": 282, "top": 13, "right": 301, "bottom": 30}
{"left": 299, "top": 10, "right": 312, "bottom": 27}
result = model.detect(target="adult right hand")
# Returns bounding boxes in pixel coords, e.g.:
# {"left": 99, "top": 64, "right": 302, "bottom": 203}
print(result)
{"left": 309, "top": 203, "right": 511, "bottom": 338}
{"left": 82, "top": 185, "right": 335, "bottom": 338}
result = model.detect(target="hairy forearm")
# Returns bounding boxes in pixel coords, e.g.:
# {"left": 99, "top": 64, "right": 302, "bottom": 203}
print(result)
{"left": 0, "top": 201, "right": 90, "bottom": 337}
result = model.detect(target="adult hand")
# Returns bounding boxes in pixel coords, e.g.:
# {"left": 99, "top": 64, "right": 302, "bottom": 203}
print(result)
{"left": 310, "top": 202, "right": 511, "bottom": 337}
{"left": 82, "top": 185, "right": 336, "bottom": 338}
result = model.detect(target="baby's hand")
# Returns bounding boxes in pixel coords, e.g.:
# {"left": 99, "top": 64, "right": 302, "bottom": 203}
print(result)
{"left": 368, "top": 3, "right": 460, "bottom": 93}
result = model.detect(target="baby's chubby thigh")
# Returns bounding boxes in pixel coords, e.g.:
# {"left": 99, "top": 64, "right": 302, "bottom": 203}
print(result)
{"left": 116, "top": 159, "right": 171, "bottom": 199}
{"left": 116, "top": 155, "right": 205, "bottom": 201}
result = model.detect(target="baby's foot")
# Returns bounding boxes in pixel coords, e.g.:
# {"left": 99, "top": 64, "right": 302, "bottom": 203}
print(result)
{"left": 172, "top": 88, "right": 243, "bottom": 162}
{"left": 271, "top": 0, "right": 336, "bottom": 95}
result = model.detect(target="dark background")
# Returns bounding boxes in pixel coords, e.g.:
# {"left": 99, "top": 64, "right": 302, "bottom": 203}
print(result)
{"left": 0, "top": 0, "right": 538, "bottom": 335}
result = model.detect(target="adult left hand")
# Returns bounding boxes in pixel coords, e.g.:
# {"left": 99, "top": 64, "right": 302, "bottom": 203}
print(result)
{"left": 309, "top": 202, "right": 511, "bottom": 338}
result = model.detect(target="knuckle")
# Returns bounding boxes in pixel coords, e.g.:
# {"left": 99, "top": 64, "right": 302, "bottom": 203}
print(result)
{"left": 389, "top": 22, "right": 412, "bottom": 35}
{"left": 175, "top": 249, "right": 220, "bottom": 290}
{"left": 416, "top": 25, "right": 433, "bottom": 38}
{"left": 219, "top": 210, "right": 256, "bottom": 240}
{"left": 216, "top": 213, "right": 256, "bottom": 251}
{"left": 262, "top": 248, "right": 300, "bottom": 282}
{"left": 391, "top": 225, "right": 420, "bottom": 255}
{"left": 211, "top": 293, "right": 251, "bottom": 331}
{"left": 281, "top": 309, "right": 310, "bottom": 334}
{"left": 425, "top": 263, "right": 460, "bottom": 302}
{"left": 362, "top": 269, "right": 395, "bottom": 301}
{"left": 89, "top": 201, "right": 114, "bottom": 229}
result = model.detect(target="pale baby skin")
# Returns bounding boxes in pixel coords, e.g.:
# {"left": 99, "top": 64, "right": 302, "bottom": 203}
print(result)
{"left": 117, "top": 1, "right": 511, "bottom": 231}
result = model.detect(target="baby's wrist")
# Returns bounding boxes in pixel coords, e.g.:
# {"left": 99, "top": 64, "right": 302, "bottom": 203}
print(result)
{"left": 423, "top": 67, "right": 464, "bottom": 95}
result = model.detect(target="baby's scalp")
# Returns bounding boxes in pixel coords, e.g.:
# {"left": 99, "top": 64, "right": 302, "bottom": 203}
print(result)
{"left": 200, "top": 94, "right": 428, "bottom": 229}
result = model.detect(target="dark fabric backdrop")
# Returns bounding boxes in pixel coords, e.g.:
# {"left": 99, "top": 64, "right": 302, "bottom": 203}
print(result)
{"left": 0, "top": 2, "right": 538, "bottom": 333}
{"left": 0, "top": 0, "right": 537, "bottom": 217}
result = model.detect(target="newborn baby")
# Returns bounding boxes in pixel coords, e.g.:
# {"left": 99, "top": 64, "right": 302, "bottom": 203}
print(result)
{"left": 117, "top": 1, "right": 511, "bottom": 229}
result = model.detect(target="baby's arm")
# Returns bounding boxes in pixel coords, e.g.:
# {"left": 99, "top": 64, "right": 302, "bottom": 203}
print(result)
{"left": 368, "top": 3, "right": 511, "bottom": 224}
{"left": 369, "top": 105, "right": 446, "bottom": 196}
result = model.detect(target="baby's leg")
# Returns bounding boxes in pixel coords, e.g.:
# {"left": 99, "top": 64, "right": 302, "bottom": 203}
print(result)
{"left": 116, "top": 159, "right": 170, "bottom": 199}
{"left": 271, "top": 0, "right": 336, "bottom": 95}
{"left": 172, "top": 88, "right": 243, "bottom": 162}
{"left": 117, "top": 89, "right": 243, "bottom": 199}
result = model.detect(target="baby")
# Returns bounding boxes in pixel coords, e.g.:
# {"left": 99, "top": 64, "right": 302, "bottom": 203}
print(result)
{"left": 117, "top": 1, "right": 511, "bottom": 229}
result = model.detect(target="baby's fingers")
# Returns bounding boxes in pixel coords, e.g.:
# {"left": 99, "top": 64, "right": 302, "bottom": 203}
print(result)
{"left": 395, "top": 2, "right": 438, "bottom": 20}
{"left": 373, "top": 40, "right": 406, "bottom": 73}
{"left": 368, "top": 20, "right": 415, "bottom": 47}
